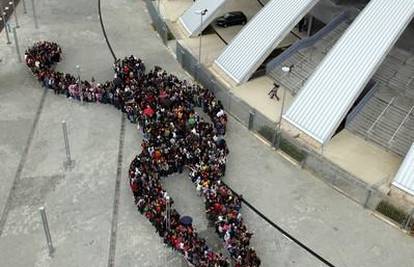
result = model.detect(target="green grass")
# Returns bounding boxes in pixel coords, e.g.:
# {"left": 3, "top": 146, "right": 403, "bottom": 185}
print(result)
{"left": 376, "top": 200, "right": 408, "bottom": 225}
{"left": 258, "top": 126, "right": 306, "bottom": 163}
{"left": 279, "top": 138, "right": 306, "bottom": 163}
{"left": 257, "top": 126, "right": 275, "bottom": 143}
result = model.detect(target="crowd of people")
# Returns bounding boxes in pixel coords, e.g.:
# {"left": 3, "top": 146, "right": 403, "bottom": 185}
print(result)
{"left": 25, "top": 41, "right": 261, "bottom": 267}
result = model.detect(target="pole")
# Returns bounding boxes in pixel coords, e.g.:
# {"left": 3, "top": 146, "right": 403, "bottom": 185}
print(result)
{"left": 198, "top": 13, "right": 202, "bottom": 66}
{"left": 62, "top": 120, "right": 73, "bottom": 169}
{"left": 164, "top": 196, "right": 170, "bottom": 267}
{"left": 22, "top": 0, "right": 27, "bottom": 14}
{"left": 248, "top": 110, "right": 255, "bottom": 130}
{"left": 276, "top": 86, "right": 287, "bottom": 149}
{"left": 39, "top": 207, "right": 54, "bottom": 256}
{"left": 164, "top": 196, "right": 171, "bottom": 234}
{"left": 76, "top": 65, "right": 83, "bottom": 103}
{"left": 0, "top": 4, "right": 12, "bottom": 44}
{"left": 12, "top": 27, "right": 21, "bottom": 62}
{"left": 277, "top": 66, "right": 291, "bottom": 149}
{"left": 30, "top": 0, "right": 38, "bottom": 29}
{"left": 10, "top": 1, "right": 19, "bottom": 28}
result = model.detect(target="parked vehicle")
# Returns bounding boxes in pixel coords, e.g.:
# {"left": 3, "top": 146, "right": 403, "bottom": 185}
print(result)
{"left": 215, "top": 12, "right": 247, "bottom": 28}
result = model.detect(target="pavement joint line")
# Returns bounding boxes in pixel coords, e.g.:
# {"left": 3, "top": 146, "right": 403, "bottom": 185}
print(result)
{"left": 0, "top": 87, "right": 48, "bottom": 237}
{"left": 20, "top": 174, "right": 65, "bottom": 180}
{"left": 107, "top": 114, "right": 126, "bottom": 267}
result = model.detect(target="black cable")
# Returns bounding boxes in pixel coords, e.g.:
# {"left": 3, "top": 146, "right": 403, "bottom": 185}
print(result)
{"left": 221, "top": 180, "right": 336, "bottom": 267}
{"left": 98, "top": 0, "right": 117, "bottom": 62}
{"left": 212, "top": 27, "right": 228, "bottom": 45}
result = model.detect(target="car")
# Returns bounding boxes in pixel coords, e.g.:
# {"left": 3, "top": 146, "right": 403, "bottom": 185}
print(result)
{"left": 215, "top": 12, "right": 247, "bottom": 28}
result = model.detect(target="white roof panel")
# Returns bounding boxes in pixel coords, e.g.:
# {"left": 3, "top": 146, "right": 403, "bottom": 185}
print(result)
{"left": 179, "top": 0, "right": 227, "bottom": 37}
{"left": 284, "top": 0, "right": 414, "bottom": 144}
{"left": 214, "top": 0, "right": 318, "bottom": 84}
{"left": 393, "top": 143, "right": 414, "bottom": 196}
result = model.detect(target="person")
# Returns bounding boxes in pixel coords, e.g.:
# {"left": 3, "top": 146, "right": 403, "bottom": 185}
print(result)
{"left": 268, "top": 82, "right": 280, "bottom": 101}
{"left": 25, "top": 41, "right": 261, "bottom": 267}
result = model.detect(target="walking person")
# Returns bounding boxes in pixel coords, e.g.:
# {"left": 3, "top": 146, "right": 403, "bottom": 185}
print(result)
{"left": 268, "top": 83, "right": 280, "bottom": 101}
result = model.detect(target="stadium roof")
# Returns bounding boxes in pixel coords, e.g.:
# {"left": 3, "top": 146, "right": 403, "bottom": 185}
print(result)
{"left": 178, "top": 0, "right": 227, "bottom": 37}
{"left": 393, "top": 143, "right": 414, "bottom": 196}
{"left": 284, "top": 0, "right": 414, "bottom": 144}
{"left": 214, "top": 0, "right": 319, "bottom": 85}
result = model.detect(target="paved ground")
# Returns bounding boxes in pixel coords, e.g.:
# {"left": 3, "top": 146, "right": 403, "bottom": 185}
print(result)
{"left": 1, "top": 0, "right": 414, "bottom": 267}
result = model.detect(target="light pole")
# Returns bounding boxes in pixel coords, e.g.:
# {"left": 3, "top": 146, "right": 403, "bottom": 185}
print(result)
{"left": 39, "top": 207, "right": 54, "bottom": 256}
{"left": 0, "top": 4, "right": 11, "bottom": 44}
{"left": 276, "top": 65, "right": 293, "bottom": 149}
{"left": 9, "top": 1, "right": 19, "bottom": 28}
{"left": 22, "top": 0, "right": 27, "bottom": 14}
{"left": 12, "top": 26, "right": 21, "bottom": 62}
{"left": 31, "top": 0, "right": 38, "bottom": 29}
{"left": 195, "top": 8, "right": 208, "bottom": 80}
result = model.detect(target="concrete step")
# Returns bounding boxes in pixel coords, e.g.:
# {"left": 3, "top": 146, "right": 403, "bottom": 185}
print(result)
{"left": 347, "top": 95, "right": 414, "bottom": 156}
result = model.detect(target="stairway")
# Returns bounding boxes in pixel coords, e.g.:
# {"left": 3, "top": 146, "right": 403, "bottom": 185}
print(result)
{"left": 347, "top": 96, "right": 414, "bottom": 156}
{"left": 267, "top": 22, "right": 348, "bottom": 95}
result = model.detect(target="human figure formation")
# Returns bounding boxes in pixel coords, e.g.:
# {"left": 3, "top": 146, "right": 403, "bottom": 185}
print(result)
{"left": 25, "top": 41, "right": 261, "bottom": 267}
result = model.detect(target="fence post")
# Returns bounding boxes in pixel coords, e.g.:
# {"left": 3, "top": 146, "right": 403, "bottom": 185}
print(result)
{"left": 248, "top": 110, "right": 255, "bottom": 130}
{"left": 272, "top": 128, "right": 278, "bottom": 149}
{"left": 39, "top": 207, "right": 54, "bottom": 256}
{"left": 227, "top": 90, "right": 232, "bottom": 113}
{"left": 363, "top": 188, "right": 373, "bottom": 209}
{"left": 403, "top": 208, "right": 414, "bottom": 231}
{"left": 12, "top": 26, "right": 21, "bottom": 62}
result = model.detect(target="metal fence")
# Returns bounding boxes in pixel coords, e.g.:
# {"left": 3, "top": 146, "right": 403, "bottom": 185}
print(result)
{"left": 144, "top": 0, "right": 169, "bottom": 45}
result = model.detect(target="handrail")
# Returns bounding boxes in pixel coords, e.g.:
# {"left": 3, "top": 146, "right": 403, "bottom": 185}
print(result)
{"left": 366, "top": 97, "right": 395, "bottom": 137}
{"left": 266, "top": 10, "right": 350, "bottom": 74}
{"left": 388, "top": 105, "right": 414, "bottom": 147}
{"left": 345, "top": 80, "right": 377, "bottom": 126}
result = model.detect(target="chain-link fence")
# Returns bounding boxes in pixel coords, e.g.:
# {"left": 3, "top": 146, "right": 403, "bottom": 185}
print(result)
{"left": 144, "top": 0, "right": 170, "bottom": 45}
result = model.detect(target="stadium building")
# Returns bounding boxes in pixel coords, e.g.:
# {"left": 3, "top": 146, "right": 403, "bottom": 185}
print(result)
{"left": 153, "top": 0, "right": 414, "bottom": 211}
